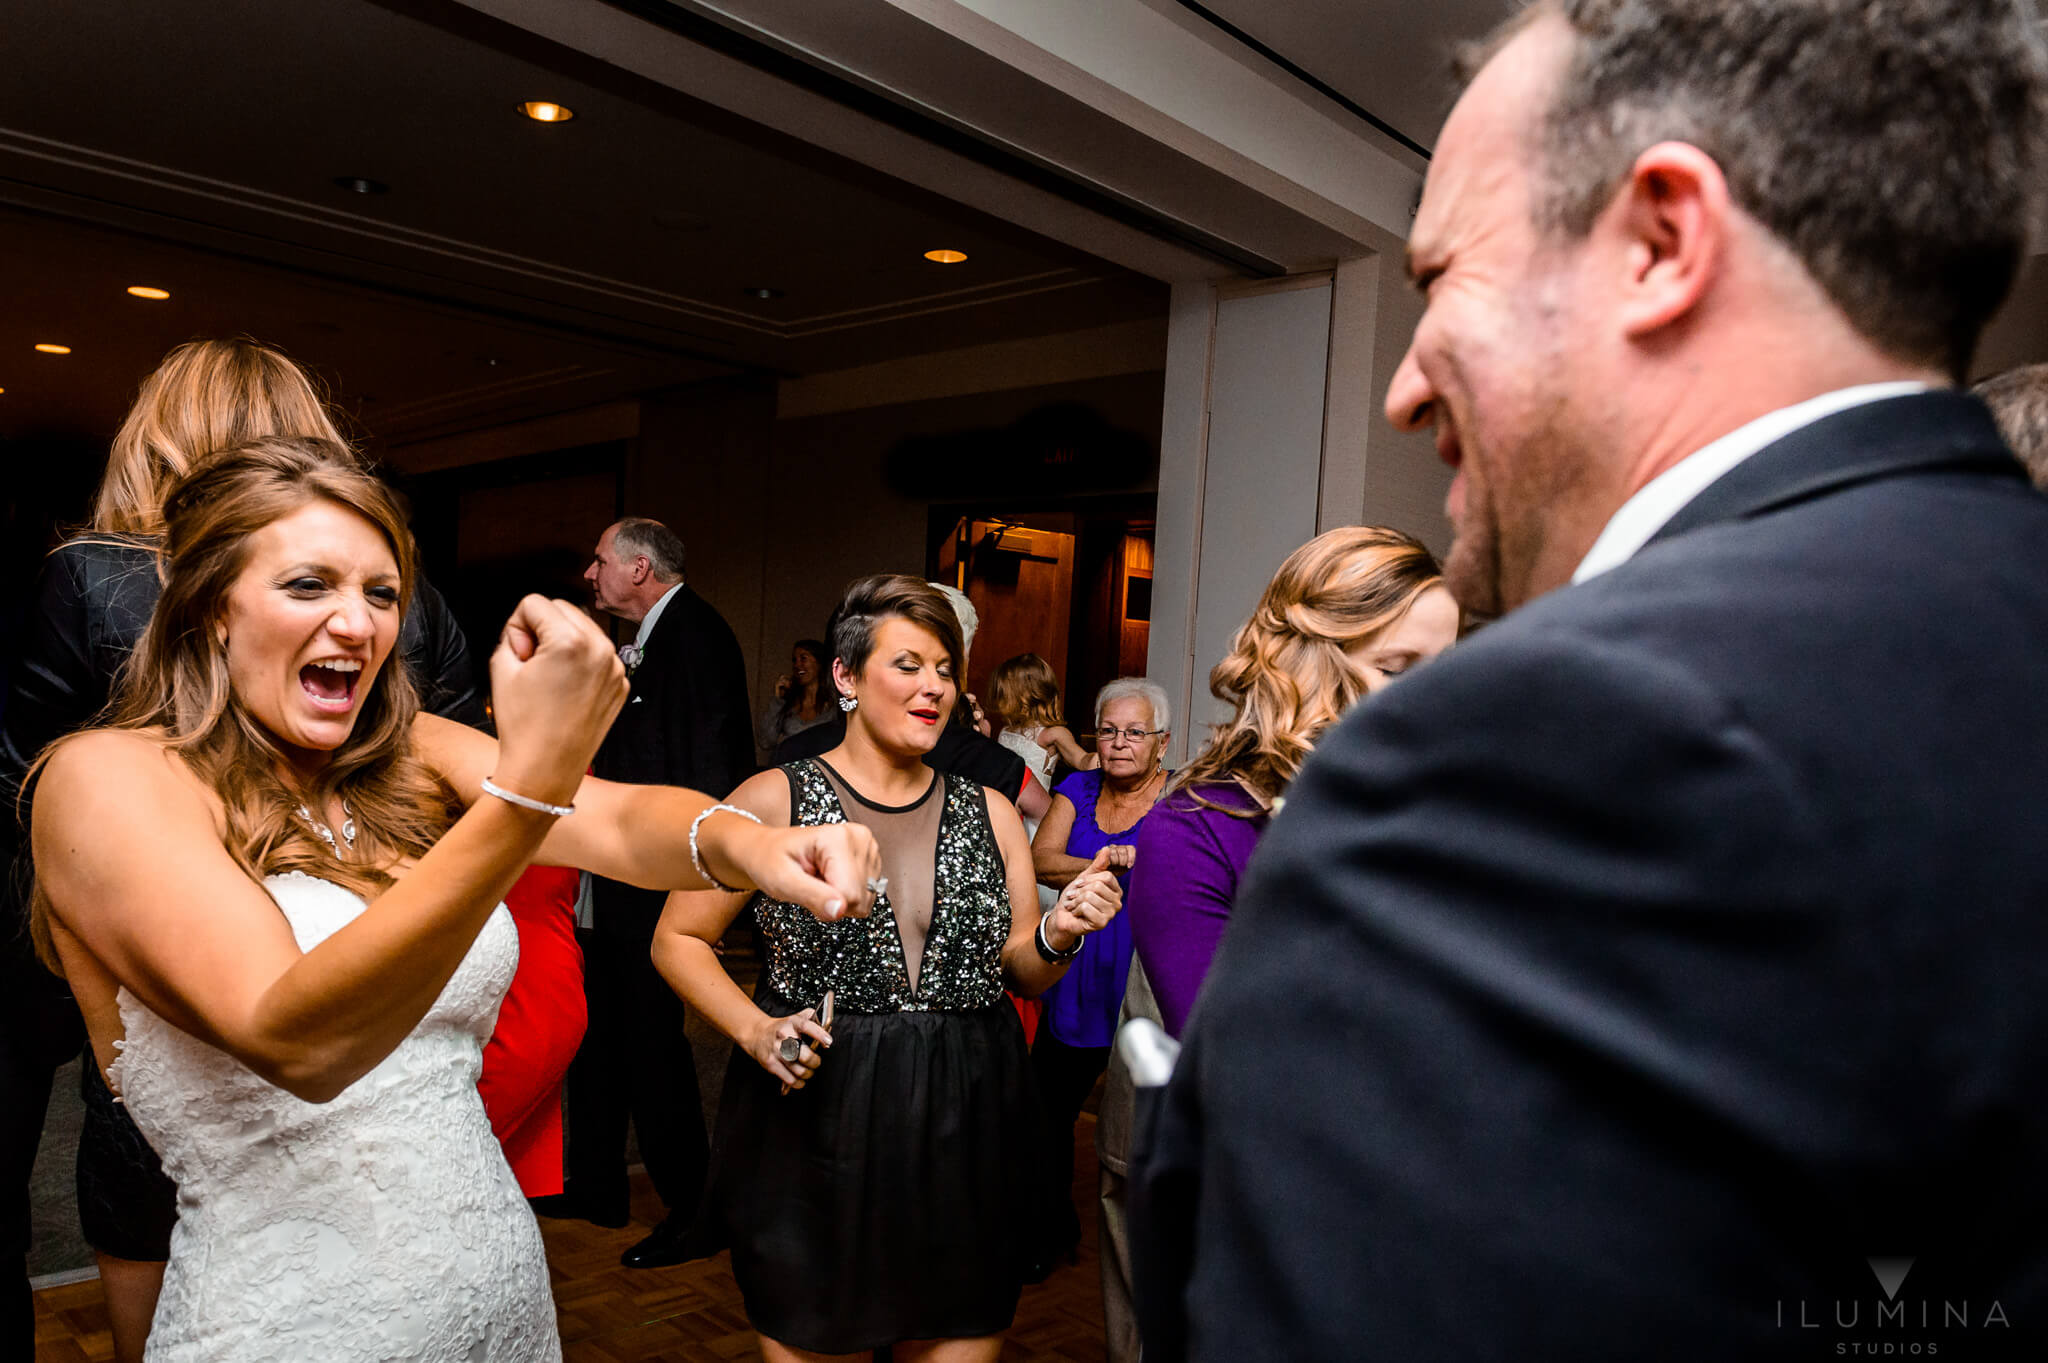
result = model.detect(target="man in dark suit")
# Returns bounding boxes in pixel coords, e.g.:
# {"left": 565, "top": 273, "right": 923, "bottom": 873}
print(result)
{"left": 542, "top": 516, "right": 752, "bottom": 1267}
{"left": 1132, "top": 3, "right": 2048, "bottom": 1359}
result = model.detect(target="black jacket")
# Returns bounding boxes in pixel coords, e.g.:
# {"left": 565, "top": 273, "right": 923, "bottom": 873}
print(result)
{"left": 1132, "top": 393, "right": 2048, "bottom": 1361}
{"left": 589, "top": 583, "right": 753, "bottom": 944}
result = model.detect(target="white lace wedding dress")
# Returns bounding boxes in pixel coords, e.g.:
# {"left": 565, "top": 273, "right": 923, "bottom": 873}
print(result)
{"left": 109, "top": 872, "right": 560, "bottom": 1361}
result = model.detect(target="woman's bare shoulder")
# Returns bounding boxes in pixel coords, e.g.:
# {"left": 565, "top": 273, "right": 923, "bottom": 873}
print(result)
{"left": 38, "top": 728, "right": 213, "bottom": 819}
{"left": 729, "top": 766, "right": 794, "bottom": 827}
{"left": 33, "top": 729, "right": 227, "bottom": 916}
{"left": 985, "top": 785, "right": 1028, "bottom": 842}
{"left": 42, "top": 726, "right": 180, "bottom": 785}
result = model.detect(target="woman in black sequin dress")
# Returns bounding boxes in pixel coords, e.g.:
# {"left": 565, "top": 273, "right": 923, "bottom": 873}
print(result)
{"left": 653, "top": 575, "right": 1127, "bottom": 1362}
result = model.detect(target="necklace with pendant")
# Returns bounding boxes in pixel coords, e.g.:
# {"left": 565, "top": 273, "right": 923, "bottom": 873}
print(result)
{"left": 298, "top": 799, "right": 358, "bottom": 858}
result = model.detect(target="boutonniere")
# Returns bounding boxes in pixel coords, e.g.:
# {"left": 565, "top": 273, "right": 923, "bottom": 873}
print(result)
{"left": 619, "top": 643, "right": 645, "bottom": 676}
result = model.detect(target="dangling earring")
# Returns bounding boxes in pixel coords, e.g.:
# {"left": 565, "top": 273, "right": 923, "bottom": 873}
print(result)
{"left": 838, "top": 693, "right": 858, "bottom": 713}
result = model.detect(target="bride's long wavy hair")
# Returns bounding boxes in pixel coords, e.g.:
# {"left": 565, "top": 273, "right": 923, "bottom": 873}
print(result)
{"left": 30, "top": 436, "right": 459, "bottom": 968}
{"left": 1168, "top": 525, "right": 1446, "bottom": 816}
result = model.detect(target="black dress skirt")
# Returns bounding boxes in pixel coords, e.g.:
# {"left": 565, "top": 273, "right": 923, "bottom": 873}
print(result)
{"left": 705, "top": 988, "right": 1040, "bottom": 1352}
{"left": 697, "top": 759, "right": 1046, "bottom": 1353}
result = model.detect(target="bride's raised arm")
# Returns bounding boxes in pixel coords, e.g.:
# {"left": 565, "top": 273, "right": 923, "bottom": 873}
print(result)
{"left": 413, "top": 597, "right": 878, "bottom": 919}
{"left": 36, "top": 595, "right": 872, "bottom": 1108}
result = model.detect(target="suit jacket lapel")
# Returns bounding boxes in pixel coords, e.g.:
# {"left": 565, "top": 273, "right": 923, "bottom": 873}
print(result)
{"left": 627, "top": 586, "right": 695, "bottom": 685}
{"left": 1642, "top": 391, "right": 2026, "bottom": 552}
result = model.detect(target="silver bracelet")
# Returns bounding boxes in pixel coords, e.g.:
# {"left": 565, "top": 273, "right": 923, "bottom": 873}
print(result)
{"left": 480, "top": 775, "right": 575, "bottom": 817}
{"left": 690, "top": 803, "right": 763, "bottom": 893}
{"left": 1035, "top": 912, "right": 1083, "bottom": 963}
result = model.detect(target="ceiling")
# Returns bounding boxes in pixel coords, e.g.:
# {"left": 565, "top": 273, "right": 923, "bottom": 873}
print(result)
{"left": 1179, "top": 0, "right": 1518, "bottom": 154}
{"left": 0, "top": 0, "right": 1167, "bottom": 458}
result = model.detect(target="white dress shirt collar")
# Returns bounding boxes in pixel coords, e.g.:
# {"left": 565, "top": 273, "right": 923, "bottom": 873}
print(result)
{"left": 634, "top": 581, "right": 686, "bottom": 650}
{"left": 1572, "top": 382, "right": 1933, "bottom": 585}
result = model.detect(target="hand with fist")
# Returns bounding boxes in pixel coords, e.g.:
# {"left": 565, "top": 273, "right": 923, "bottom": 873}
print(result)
{"left": 488, "top": 595, "right": 627, "bottom": 807}
{"left": 1042, "top": 843, "right": 1127, "bottom": 955}
{"left": 696, "top": 810, "right": 883, "bottom": 923}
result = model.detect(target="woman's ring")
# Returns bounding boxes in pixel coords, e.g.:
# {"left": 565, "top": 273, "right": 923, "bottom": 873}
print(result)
{"left": 777, "top": 1035, "right": 804, "bottom": 1064}
{"left": 865, "top": 875, "right": 889, "bottom": 899}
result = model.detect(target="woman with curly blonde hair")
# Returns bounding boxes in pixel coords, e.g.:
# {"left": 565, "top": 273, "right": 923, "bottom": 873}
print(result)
{"left": 1129, "top": 523, "right": 1459, "bottom": 1034}
{"left": 1092, "top": 526, "right": 1457, "bottom": 1362}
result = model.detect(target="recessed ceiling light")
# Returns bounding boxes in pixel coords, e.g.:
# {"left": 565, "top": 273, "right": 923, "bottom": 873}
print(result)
{"left": 924, "top": 248, "right": 969, "bottom": 264}
{"left": 127, "top": 285, "right": 171, "bottom": 301}
{"left": 518, "top": 100, "right": 575, "bottom": 123}
{"left": 333, "top": 176, "right": 389, "bottom": 195}
{"left": 34, "top": 343, "right": 71, "bottom": 355}
{"left": 741, "top": 286, "right": 785, "bottom": 300}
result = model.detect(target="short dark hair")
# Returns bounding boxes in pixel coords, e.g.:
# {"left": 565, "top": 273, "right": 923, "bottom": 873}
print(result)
{"left": 1466, "top": 0, "right": 2048, "bottom": 380}
{"left": 1973, "top": 364, "right": 2048, "bottom": 490}
{"left": 611, "top": 517, "right": 685, "bottom": 582}
{"left": 827, "top": 574, "right": 964, "bottom": 694}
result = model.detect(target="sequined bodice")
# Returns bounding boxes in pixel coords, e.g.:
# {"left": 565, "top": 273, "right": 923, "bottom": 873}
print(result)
{"left": 752, "top": 760, "right": 1013, "bottom": 1012}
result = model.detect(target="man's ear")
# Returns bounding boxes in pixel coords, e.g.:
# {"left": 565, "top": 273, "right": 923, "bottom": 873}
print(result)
{"left": 1608, "top": 140, "right": 1729, "bottom": 340}
{"left": 630, "top": 556, "right": 651, "bottom": 584}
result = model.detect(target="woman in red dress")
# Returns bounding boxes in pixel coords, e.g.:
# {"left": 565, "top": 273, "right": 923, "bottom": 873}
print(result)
{"left": 479, "top": 865, "right": 587, "bottom": 1195}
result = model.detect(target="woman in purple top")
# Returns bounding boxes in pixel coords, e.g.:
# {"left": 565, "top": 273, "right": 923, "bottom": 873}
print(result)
{"left": 1027, "top": 676, "right": 1170, "bottom": 1273}
{"left": 1128, "top": 527, "right": 1462, "bottom": 1038}
{"left": 1091, "top": 528, "right": 1460, "bottom": 1361}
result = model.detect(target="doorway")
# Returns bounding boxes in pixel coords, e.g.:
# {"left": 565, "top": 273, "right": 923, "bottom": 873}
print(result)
{"left": 932, "top": 500, "right": 1155, "bottom": 741}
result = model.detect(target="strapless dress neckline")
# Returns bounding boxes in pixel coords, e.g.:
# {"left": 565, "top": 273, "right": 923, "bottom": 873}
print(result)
{"left": 110, "top": 871, "right": 559, "bottom": 1362}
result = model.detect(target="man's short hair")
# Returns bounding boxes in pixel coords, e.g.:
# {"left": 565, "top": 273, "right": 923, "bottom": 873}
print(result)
{"left": 1973, "top": 364, "right": 2048, "bottom": 490}
{"left": 611, "top": 517, "right": 685, "bottom": 582}
{"left": 1461, "top": 0, "right": 2048, "bottom": 381}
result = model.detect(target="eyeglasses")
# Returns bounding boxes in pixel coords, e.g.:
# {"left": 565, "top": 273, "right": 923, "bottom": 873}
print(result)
{"left": 1098, "top": 725, "right": 1161, "bottom": 745}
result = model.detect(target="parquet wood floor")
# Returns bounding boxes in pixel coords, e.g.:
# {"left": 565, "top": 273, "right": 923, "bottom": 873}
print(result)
{"left": 32, "top": 1116, "right": 1111, "bottom": 1363}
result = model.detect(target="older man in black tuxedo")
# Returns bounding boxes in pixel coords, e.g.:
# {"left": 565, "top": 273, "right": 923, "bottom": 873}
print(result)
{"left": 541, "top": 517, "right": 752, "bottom": 1268}
{"left": 1132, "top": 3, "right": 2048, "bottom": 1359}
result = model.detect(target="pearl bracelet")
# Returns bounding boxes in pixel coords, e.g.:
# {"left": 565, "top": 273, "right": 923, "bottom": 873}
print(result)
{"left": 690, "top": 803, "right": 763, "bottom": 893}
{"left": 479, "top": 776, "right": 575, "bottom": 817}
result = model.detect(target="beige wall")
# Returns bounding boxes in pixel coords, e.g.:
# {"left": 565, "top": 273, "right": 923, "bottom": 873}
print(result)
{"left": 608, "top": 367, "right": 1167, "bottom": 752}
{"left": 627, "top": 376, "right": 780, "bottom": 711}
{"left": 1147, "top": 255, "right": 1453, "bottom": 764}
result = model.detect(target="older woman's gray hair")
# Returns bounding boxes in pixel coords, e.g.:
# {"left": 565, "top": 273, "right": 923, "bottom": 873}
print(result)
{"left": 1094, "top": 677, "right": 1171, "bottom": 734}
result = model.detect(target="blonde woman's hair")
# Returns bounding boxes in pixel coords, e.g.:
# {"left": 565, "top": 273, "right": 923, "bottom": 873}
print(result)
{"left": 989, "top": 653, "right": 1064, "bottom": 730}
{"left": 1169, "top": 526, "right": 1447, "bottom": 816}
{"left": 94, "top": 338, "right": 348, "bottom": 537}
{"left": 30, "top": 437, "right": 458, "bottom": 969}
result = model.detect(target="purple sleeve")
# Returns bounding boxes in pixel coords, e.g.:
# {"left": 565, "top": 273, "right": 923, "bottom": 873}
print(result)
{"left": 1128, "top": 797, "right": 1251, "bottom": 1038}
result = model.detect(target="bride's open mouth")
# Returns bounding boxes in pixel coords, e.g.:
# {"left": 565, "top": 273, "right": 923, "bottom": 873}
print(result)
{"left": 299, "top": 657, "right": 363, "bottom": 712}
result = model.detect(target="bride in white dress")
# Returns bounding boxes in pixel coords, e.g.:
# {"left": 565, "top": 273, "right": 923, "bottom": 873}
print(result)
{"left": 27, "top": 436, "right": 879, "bottom": 1361}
